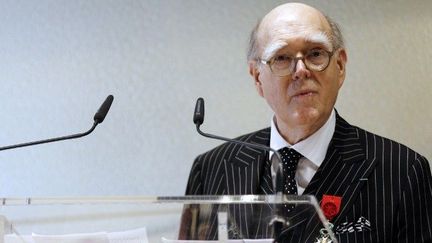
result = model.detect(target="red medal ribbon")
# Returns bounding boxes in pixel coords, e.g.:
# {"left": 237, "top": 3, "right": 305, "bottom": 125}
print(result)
{"left": 321, "top": 194, "right": 342, "bottom": 221}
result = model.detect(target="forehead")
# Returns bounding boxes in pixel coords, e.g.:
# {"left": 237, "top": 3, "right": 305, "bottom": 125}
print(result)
{"left": 257, "top": 6, "right": 332, "bottom": 60}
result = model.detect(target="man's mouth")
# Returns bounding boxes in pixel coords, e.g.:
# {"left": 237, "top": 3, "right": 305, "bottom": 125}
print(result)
{"left": 293, "top": 90, "right": 317, "bottom": 98}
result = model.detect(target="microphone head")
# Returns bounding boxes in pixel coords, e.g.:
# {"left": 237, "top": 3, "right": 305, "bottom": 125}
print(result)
{"left": 94, "top": 95, "right": 114, "bottom": 124}
{"left": 193, "top": 97, "right": 205, "bottom": 126}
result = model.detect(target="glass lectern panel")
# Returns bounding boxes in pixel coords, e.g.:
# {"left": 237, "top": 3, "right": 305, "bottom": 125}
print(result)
{"left": 0, "top": 195, "right": 336, "bottom": 243}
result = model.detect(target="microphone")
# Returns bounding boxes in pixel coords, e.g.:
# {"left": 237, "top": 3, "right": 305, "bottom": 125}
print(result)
{"left": 94, "top": 95, "right": 114, "bottom": 124}
{"left": 193, "top": 97, "right": 205, "bottom": 125}
{"left": 193, "top": 97, "right": 288, "bottom": 237}
{"left": 0, "top": 95, "right": 114, "bottom": 151}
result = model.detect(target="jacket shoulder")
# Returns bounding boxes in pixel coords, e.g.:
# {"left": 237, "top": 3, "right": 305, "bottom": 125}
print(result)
{"left": 337, "top": 114, "right": 429, "bottom": 171}
{"left": 194, "top": 127, "right": 271, "bottom": 164}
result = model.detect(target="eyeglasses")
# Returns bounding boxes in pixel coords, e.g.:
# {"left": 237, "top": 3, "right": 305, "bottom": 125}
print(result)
{"left": 260, "top": 48, "right": 334, "bottom": 77}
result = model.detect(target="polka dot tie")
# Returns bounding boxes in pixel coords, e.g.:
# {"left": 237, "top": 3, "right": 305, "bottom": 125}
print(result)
{"left": 278, "top": 147, "right": 302, "bottom": 212}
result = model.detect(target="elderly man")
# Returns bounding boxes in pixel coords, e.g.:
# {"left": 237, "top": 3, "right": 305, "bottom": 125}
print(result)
{"left": 184, "top": 3, "right": 432, "bottom": 243}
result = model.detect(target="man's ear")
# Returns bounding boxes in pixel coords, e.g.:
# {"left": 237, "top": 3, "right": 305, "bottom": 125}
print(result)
{"left": 249, "top": 61, "right": 264, "bottom": 97}
{"left": 335, "top": 48, "right": 347, "bottom": 87}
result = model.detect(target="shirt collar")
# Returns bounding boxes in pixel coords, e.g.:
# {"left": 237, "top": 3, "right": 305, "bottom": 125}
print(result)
{"left": 269, "top": 109, "right": 336, "bottom": 167}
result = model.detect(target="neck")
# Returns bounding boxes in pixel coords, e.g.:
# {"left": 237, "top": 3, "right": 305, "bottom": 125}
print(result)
{"left": 274, "top": 113, "right": 330, "bottom": 145}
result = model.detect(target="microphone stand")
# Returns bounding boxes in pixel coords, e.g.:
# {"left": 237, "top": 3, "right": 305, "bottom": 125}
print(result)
{"left": 193, "top": 97, "right": 288, "bottom": 242}
{"left": 0, "top": 122, "right": 98, "bottom": 151}
{"left": 0, "top": 95, "right": 113, "bottom": 151}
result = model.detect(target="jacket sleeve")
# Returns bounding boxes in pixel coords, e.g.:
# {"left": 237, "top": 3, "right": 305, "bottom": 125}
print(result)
{"left": 179, "top": 156, "right": 205, "bottom": 240}
{"left": 185, "top": 156, "right": 203, "bottom": 195}
{"left": 397, "top": 155, "right": 432, "bottom": 242}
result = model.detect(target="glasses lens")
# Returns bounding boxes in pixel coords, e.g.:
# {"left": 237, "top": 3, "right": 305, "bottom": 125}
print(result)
{"left": 305, "top": 49, "right": 330, "bottom": 71}
{"left": 270, "top": 54, "right": 294, "bottom": 76}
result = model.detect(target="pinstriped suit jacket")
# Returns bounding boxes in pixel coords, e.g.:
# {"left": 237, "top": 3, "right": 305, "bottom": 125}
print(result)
{"left": 185, "top": 114, "right": 432, "bottom": 243}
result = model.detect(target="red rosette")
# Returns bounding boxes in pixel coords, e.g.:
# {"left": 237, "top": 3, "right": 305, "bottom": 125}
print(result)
{"left": 320, "top": 194, "right": 342, "bottom": 221}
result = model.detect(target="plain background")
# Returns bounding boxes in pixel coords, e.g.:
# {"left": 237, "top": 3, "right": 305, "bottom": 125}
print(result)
{"left": 0, "top": 0, "right": 431, "bottom": 197}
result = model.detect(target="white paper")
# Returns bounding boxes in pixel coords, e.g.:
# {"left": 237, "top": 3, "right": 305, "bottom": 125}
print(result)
{"left": 108, "top": 227, "right": 148, "bottom": 243}
{"left": 6, "top": 227, "right": 148, "bottom": 243}
{"left": 4, "top": 234, "right": 34, "bottom": 243}
{"left": 32, "top": 231, "right": 109, "bottom": 243}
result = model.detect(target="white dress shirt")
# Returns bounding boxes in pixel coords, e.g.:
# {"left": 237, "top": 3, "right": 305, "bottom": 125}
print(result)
{"left": 269, "top": 109, "right": 336, "bottom": 195}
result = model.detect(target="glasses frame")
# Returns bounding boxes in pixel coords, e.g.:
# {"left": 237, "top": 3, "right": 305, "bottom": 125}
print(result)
{"left": 260, "top": 49, "right": 336, "bottom": 77}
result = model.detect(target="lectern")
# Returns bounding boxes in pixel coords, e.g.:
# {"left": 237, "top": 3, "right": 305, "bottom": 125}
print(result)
{"left": 0, "top": 195, "right": 336, "bottom": 242}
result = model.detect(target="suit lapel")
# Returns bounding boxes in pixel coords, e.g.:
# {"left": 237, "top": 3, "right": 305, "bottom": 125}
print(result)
{"left": 224, "top": 128, "right": 270, "bottom": 195}
{"left": 301, "top": 114, "right": 377, "bottom": 242}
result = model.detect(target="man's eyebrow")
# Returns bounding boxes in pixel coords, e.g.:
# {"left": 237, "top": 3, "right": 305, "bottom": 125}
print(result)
{"left": 262, "top": 41, "right": 286, "bottom": 61}
{"left": 303, "top": 32, "right": 332, "bottom": 49}
{"left": 261, "top": 31, "right": 332, "bottom": 61}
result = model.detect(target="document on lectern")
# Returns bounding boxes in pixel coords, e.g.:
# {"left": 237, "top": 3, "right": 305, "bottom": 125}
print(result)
{"left": 32, "top": 232, "right": 109, "bottom": 243}
{"left": 4, "top": 227, "right": 149, "bottom": 243}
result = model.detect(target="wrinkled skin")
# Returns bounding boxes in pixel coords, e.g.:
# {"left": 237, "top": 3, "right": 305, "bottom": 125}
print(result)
{"left": 249, "top": 3, "right": 347, "bottom": 144}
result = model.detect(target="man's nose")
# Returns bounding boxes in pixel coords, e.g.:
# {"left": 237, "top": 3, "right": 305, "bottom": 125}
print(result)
{"left": 292, "top": 59, "right": 311, "bottom": 80}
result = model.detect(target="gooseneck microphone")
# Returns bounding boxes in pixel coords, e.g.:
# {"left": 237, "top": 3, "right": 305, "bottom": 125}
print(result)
{"left": 193, "top": 97, "right": 287, "bottom": 240}
{"left": 94, "top": 95, "right": 114, "bottom": 124}
{"left": 0, "top": 95, "right": 114, "bottom": 151}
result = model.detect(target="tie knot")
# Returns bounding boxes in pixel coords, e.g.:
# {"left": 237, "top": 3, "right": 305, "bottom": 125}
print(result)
{"left": 278, "top": 147, "right": 302, "bottom": 167}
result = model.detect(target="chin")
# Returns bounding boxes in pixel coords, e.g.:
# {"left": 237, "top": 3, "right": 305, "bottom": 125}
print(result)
{"left": 291, "top": 107, "right": 322, "bottom": 126}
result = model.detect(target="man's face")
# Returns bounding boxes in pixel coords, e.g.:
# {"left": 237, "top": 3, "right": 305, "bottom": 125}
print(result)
{"left": 250, "top": 5, "right": 347, "bottom": 142}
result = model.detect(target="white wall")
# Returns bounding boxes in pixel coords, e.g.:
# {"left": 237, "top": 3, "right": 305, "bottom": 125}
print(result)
{"left": 0, "top": 0, "right": 430, "bottom": 197}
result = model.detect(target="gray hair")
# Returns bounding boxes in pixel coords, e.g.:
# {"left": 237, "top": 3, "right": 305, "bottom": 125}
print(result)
{"left": 246, "top": 14, "right": 345, "bottom": 62}
{"left": 324, "top": 14, "right": 345, "bottom": 50}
